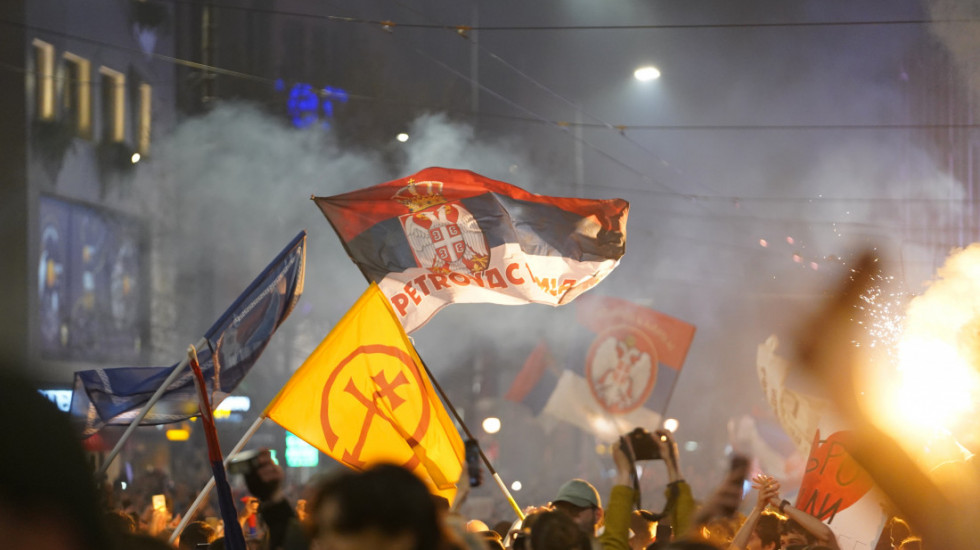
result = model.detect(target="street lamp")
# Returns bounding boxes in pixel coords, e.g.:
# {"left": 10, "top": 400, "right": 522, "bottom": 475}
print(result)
{"left": 482, "top": 416, "right": 501, "bottom": 434}
{"left": 633, "top": 65, "right": 661, "bottom": 82}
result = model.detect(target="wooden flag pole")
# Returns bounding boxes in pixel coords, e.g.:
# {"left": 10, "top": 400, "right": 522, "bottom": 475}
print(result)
{"left": 98, "top": 336, "right": 209, "bottom": 477}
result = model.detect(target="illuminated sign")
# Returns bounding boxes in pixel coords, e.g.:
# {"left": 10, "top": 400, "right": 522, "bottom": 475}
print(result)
{"left": 213, "top": 395, "right": 251, "bottom": 422}
{"left": 216, "top": 395, "right": 250, "bottom": 412}
{"left": 284, "top": 432, "right": 319, "bottom": 467}
{"left": 39, "top": 389, "right": 72, "bottom": 412}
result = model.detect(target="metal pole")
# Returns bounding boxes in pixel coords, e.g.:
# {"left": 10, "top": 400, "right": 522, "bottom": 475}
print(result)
{"left": 169, "top": 415, "right": 266, "bottom": 544}
{"left": 416, "top": 354, "right": 525, "bottom": 520}
{"left": 98, "top": 336, "right": 208, "bottom": 476}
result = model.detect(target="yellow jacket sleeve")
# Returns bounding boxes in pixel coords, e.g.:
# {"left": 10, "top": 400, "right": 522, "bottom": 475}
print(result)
{"left": 599, "top": 484, "right": 635, "bottom": 550}
{"left": 664, "top": 480, "right": 696, "bottom": 537}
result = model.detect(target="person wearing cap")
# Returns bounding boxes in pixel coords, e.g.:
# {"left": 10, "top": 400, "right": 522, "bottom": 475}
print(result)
{"left": 551, "top": 442, "right": 634, "bottom": 550}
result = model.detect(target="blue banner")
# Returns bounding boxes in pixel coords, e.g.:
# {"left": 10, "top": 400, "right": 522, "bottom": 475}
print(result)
{"left": 70, "top": 231, "right": 307, "bottom": 436}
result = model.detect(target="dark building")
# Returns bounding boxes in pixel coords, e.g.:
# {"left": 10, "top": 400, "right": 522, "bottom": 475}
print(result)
{"left": 1, "top": 0, "right": 179, "bottom": 382}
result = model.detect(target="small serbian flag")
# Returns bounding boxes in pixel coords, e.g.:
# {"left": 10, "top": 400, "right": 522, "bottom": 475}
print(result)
{"left": 313, "top": 167, "right": 629, "bottom": 333}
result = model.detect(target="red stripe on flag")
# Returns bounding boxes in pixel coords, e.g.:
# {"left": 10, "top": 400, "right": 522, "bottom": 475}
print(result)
{"left": 504, "top": 340, "right": 552, "bottom": 402}
{"left": 189, "top": 353, "right": 223, "bottom": 464}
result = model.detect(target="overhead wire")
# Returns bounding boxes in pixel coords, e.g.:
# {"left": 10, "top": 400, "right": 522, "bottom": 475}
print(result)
{"left": 4, "top": 10, "right": 974, "bottom": 257}
{"left": 384, "top": 0, "right": 729, "bottom": 212}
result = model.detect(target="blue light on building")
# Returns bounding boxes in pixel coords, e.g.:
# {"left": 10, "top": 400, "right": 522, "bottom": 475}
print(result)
{"left": 285, "top": 82, "right": 348, "bottom": 129}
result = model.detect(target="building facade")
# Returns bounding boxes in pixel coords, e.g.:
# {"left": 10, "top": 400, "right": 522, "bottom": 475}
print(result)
{"left": 1, "top": 0, "right": 178, "bottom": 384}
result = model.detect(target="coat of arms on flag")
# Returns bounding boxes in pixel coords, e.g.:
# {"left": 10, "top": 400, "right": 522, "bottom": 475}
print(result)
{"left": 396, "top": 180, "right": 491, "bottom": 275}
{"left": 314, "top": 167, "right": 629, "bottom": 333}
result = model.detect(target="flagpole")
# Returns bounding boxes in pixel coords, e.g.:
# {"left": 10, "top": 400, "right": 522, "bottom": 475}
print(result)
{"left": 416, "top": 354, "right": 525, "bottom": 521}
{"left": 98, "top": 336, "right": 209, "bottom": 477}
{"left": 169, "top": 415, "right": 267, "bottom": 544}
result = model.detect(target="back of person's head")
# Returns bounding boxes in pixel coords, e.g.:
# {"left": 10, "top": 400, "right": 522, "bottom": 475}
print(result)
{"left": 474, "top": 529, "right": 505, "bottom": 550}
{"left": 209, "top": 536, "right": 226, "bottom": 550}
{"left": 516, "top": 510, "right": 590, "bottom": 550}
{"left": 755, "top": 513, "right": 781, "bottom": 549}
{"left": 0, "top": 364, "right": 111, "bottom": 550}
{"left": 491, "top": 520, "right": 512, "bottom": 539}
{"left": 179, "top": 520, "right": 215, "bottom": 550}
{"left": 105, "top": 508, "right": 137, "bottom": 534}
{"left": 309, "top": 463, "right": 453, "bottom": 550}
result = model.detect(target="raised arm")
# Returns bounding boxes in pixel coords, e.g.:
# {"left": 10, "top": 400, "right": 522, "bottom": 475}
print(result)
{"left": 655, "top": 429, "right": 695, "bottom": 536}
{"left": 728, "top": 475, "right": 779, "bottom": 550}
{"left": 772, "top": 493, "right": 840, "bottom": 550}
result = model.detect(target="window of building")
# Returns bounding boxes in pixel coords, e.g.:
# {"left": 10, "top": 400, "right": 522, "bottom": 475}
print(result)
{"left": 99, "top": 67, "right": 126, "bottom": 142}
{"left": 32, "top": 39, "right": 55, "bottom": 120}
{"left": 137, "top": 83, "right": 151, "bottom": 155}
{"left": 62, "top": 52, "right": 92, "bottom": 138}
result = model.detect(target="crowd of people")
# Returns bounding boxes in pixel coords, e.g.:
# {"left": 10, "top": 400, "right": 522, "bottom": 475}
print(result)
{"left": 0, "top": 355, "right": 931, "bottom": 550}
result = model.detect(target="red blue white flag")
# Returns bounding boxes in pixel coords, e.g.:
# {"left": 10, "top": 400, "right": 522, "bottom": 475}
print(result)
{"left": 507, "top": 295, "right": 696, "bottom": 442}
{"left": 314, "top": 167, "right": 629, "bottom": 333}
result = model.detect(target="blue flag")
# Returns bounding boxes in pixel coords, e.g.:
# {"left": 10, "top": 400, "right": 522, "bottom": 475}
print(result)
{"left": 70, "top": 231, "right": 307, "bottom": 437}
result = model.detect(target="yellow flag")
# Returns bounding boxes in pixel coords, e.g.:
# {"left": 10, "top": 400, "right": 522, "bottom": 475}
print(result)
{"left": 265, "top": 283, "right": 464, "bottom": 500}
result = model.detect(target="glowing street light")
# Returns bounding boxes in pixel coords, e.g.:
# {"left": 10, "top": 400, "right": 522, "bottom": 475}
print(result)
{"left": 396, "top": 132, "right": 410, "bottom": 142}
{"left": 633, "top": 65, "right": 661, "bottom": 82}
{"left": 482, "top": 416, "right": 501, "bottom": 434}
{"left": 131, "top": 152, "right": 141, "bottom": 164}
{"left": 663, "top": 418, "right": 679, "bottom": 432}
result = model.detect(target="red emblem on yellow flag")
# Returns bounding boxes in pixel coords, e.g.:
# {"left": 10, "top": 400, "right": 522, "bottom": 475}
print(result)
{"left": 264, "top": 283, "right": 465, "bottom": 500}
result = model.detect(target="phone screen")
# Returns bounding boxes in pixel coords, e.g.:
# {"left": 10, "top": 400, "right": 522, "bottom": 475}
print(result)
{"left": 152, "top": 494, "right": 166, "bottom": 512}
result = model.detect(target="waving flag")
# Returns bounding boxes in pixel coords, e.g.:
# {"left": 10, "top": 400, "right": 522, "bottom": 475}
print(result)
{"left": 314, "top": 167, "right": 628, "bottom": 333}
{"left": 511, "top": 295, "right": 695, "bottom": 442}
{"left": 70, "top": 231, "right": 307, "bottom": 436}
{"left": 264, "top": 283, "right": 465, "bottom": 500}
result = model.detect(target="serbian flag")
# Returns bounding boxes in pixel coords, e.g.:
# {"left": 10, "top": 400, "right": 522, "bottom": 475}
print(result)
{"left": 188, "top": 347, "right": 247, "bottom": 550}
{"left": 521, "top": 295, "right": 695, "bottom": 441}
{"left": 314, "top": 167, "right": 628, "bottom": 333}
{"left": 70, "top": 231, "right": 306, "bottom": 436}
{"left": 264, "top": 283, "right": 465, "bottom": 500}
